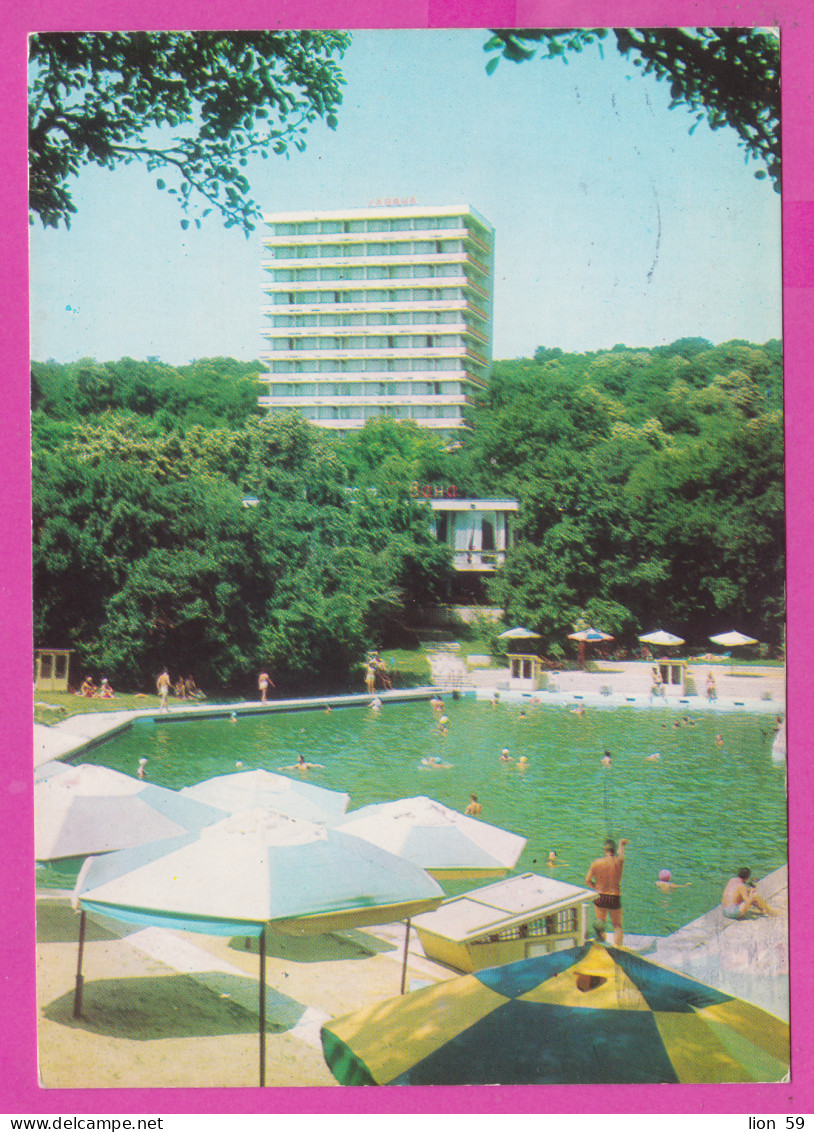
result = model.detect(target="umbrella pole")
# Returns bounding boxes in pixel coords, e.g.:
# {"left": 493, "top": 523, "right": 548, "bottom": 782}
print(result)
{"left": 73, "top": 909, "right": 86, "bottom": 1019}
{"left": 259, "top": 927, "right": 266, "bottom": 1087}
{"left": 400, "top": 918, "right": 411, "bottom": 995}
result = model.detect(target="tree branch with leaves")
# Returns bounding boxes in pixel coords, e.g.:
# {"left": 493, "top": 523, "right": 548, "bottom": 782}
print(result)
{"left": 29, "top": 30, "right": 350, "bottom": 234}
{"left": 485, "top": 28, "right": 780, "bottom": 190}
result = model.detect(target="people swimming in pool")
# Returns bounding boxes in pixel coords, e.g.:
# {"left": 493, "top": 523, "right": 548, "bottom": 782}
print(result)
{"left": 421, "top": 755, "right": 451, "bottom": 769}
{"left": 280, "top": 754, "right": 324, "bottom": 771}
{"left": 500, "top": 748, "right": 513, "bottom": 763}
{"left": 655, "top": 868, "right": 690, "bottom": 893}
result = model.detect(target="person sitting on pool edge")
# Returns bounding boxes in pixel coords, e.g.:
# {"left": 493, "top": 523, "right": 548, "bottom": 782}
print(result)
{"left": 721, "top": 868, "right": 783, "bottom": 919}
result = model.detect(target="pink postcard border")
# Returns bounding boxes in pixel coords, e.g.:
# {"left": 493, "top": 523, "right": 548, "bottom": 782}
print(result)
{"left": 3, "top": 0, "right": 810, "bottom": 1116}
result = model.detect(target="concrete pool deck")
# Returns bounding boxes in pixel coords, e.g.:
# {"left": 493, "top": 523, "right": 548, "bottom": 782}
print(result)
{"left": 33, "top": 687, "right": 443, "bottom": 769}
{"left": 34, "top": 662, "right": 785, "bottom": 769}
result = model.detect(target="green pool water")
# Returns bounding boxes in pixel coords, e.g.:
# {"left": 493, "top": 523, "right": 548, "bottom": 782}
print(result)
{"left": 79, "top": 697, "right": 787, "bottom": 938}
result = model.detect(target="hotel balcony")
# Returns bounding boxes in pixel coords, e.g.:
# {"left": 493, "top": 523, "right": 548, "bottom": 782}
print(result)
{"left": 428, "top": 499, "right": 519, "bottom": 573}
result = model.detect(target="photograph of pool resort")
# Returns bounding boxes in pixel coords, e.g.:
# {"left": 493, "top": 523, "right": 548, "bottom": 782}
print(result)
{"left": 34, "top": 666, "right": 788, "bottom": 1087}
{"left": 29, "top": 25, "right": 788, "bottom": 1095}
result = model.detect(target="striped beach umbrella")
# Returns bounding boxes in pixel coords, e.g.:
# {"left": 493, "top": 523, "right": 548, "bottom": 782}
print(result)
{"left": 321, "top": 942, "right": 789, "bottom": 1085}
{"left": 567, "top": 627, "right": 613, "bottom": 642}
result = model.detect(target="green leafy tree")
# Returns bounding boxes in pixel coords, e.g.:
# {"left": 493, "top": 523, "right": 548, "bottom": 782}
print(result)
{"left": 29, "top": 30, "right": 350, "bottom": 233}
{"left": 485, "top": 28, "right": 780, "bottom": 188}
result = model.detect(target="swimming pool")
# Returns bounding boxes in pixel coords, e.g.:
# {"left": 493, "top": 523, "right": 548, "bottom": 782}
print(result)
{"left": 77, "top": 697, "right": 787, "bottom": 938}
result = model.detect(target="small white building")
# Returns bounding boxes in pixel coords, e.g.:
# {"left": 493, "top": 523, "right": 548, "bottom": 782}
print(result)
{"left": 499, "top": 626, "right": 545, "bottom": 691}
{"left": 428, "top": 498, "right": 518, "bottom": 572}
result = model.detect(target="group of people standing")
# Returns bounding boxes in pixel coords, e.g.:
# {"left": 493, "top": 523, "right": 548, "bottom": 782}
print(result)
{"left": 364, "top": 652, "right": 392, "bottom": 695}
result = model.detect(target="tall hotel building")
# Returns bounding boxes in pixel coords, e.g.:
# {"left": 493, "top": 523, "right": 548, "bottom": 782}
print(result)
{"left": 259, "top": 204, "right": 494, "bottom": 431}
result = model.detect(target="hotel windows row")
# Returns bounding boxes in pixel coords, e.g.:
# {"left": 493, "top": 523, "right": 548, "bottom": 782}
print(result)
{"left": 269, "top": 215, "right": 475, "bottom": 236}
{"left": 292, "top": 404, "right": 464, "bottom": 421}
{"left": 268, "top": 334, "right": 469, "bottom": 351}
{"left": 267, "top": 287, "right": 484, "bottom": 308}
{"left": 263, "top": 381, "right": 464, "bottom": 398}
{"left": 268, "top": 264, "right": 483, "bottom": 284}
{"left": 270, "top": 310, "right": 481, "bottom": 328}
{"left": 271, "top": 240, "right": 468, "bottom": 259}
{"left": 265, "top": 357, "right": 479, "bottom": 375}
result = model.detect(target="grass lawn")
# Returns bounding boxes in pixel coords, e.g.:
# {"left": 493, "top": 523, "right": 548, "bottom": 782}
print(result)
{"left": 34, "top": 691, "right": 173, "bottom": 726}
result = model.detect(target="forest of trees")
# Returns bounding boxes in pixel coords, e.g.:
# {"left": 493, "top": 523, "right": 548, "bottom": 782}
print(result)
{"left": 32, "top": 336, "right": 784, "bottom": 692}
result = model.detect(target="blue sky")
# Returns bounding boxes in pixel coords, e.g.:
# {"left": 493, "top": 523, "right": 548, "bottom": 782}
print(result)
{"left": 28, "top": 28, "right": 782, "bottom": 365}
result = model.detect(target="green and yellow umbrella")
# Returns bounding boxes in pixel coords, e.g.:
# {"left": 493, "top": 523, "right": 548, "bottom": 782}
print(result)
{"left": 321, "top": 942, "right": 789, "bottom": 1085}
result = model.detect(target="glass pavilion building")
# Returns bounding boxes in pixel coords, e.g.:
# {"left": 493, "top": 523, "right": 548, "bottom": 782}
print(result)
{"left": 259, "top": 204, "right": 494, "bottom": 432}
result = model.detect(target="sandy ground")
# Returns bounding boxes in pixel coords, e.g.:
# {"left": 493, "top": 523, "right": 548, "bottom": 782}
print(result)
{"left": 36, "top": 894, "right": 449, "bottom": 1089}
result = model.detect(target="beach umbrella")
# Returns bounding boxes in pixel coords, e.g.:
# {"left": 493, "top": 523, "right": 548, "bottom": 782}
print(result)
{"left": 321, "top": 942, "right": 789, "bottom": 1086}
{"left": 567, "top": 627, "right": 613, "bottom": 667}
{"left": 334, "top": 796, "right": 526, "bottom": 994}
{"left": 638, "top": 630, "right": 685, "bottom": 648}
{"left": 334, "top": 796, "right": 526, "bottom": 880}
{"left": 709, "top": 631, "right": 759, "bottom": 672}
{"left": 709, "top": 631, "right": 758, "bottom": 648}
{"left": 497, "top": 627, "right": 541, "bottom": 639}
{"left": 35, "top": 763, "right": 226, "bottom": 862}
{"left": 71, "top": 808, "right": 444, "bottom": 1085}
{"left": 181, "top": 768, "right": 349, "bottom": 824}
{"left": 567, "top": 627, "right": 614, "bottom": 642}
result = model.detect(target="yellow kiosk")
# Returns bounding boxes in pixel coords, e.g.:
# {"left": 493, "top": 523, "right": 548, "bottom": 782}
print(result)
{"left": 35, "top": 649, "right": 73, "bottom": 693}
{"left": 413, "top": 873, "right": 595, "bottom": 973}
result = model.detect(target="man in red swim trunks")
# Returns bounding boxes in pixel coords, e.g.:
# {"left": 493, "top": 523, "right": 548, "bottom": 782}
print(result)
{"left": 585, "top": 837, "right": 629, "bottom": 946}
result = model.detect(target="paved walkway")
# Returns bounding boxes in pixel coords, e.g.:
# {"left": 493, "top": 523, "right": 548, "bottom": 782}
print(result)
{"left": 472, "top": 660, "right": 785, "bottom": 715}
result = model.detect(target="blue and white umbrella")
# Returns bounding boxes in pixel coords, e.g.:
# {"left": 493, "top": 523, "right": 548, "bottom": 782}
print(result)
{"left": 71, "top": 808, "right": 444, "bottom": 1085}
{"left": 568, "top": 627, "right": 613, "bottom": 642}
